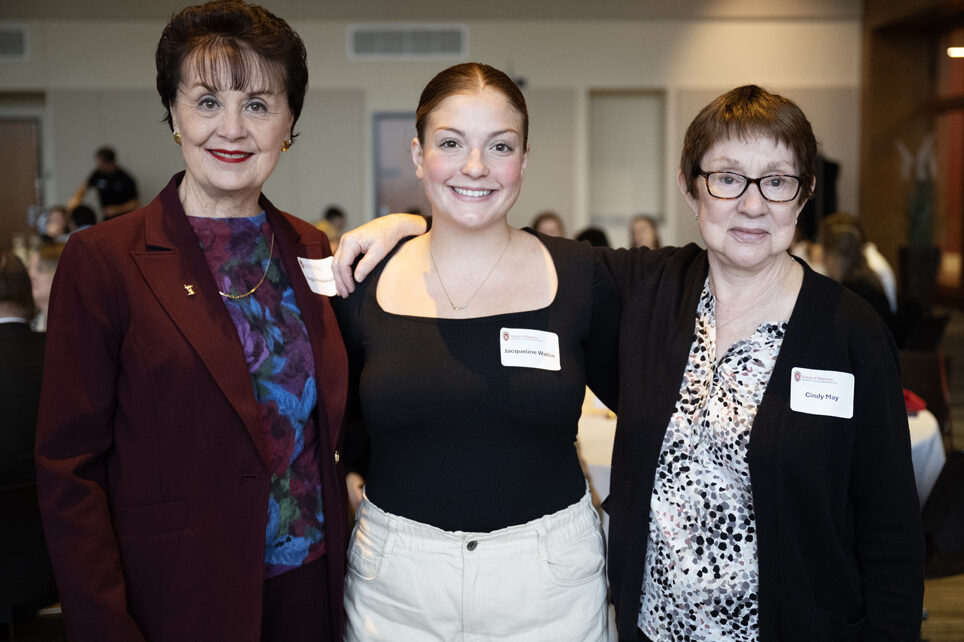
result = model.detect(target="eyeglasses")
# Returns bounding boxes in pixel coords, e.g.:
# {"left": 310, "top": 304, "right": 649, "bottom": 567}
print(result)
{"left": 698, "top": 170, "right": 802, "bottom": 203}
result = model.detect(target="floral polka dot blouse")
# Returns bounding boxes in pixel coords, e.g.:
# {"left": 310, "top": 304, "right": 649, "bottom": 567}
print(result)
{"left": 638, "top": 280, "right": 787, "bottom": 641}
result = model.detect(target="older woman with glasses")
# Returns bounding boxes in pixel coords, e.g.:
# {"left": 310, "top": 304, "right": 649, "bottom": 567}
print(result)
{"left": 600, "top": 86, "right": 921, "bottom": 641}
{"left": 335, "top": 85, "right": 923, "bottom": 641}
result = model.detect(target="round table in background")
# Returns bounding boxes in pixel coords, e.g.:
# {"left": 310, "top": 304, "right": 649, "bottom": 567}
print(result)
{"left": 908, "top": 408, "right": 946, "bottom": 507}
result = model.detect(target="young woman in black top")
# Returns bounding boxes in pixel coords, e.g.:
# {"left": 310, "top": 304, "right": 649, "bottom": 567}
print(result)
{"left": 336, "top": 63, "right": 620, "bottom": 641}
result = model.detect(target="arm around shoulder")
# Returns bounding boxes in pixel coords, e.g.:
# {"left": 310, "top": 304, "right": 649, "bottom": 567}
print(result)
{"left": 585, "top": 250, "right": 621, "bottom": 410}
{"left": 332, "top": 213, "right": 427, "bottom": 296}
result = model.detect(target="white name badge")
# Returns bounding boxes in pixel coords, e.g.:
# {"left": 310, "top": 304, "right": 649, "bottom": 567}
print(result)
{"left": 297, "top": 256, "right": 337, "bottom": 297}
{"left": 499, "top": 328, "right": 561, "bottom": 371}
{"left": 789, "top": 367, "right": 855, "bottom": 419}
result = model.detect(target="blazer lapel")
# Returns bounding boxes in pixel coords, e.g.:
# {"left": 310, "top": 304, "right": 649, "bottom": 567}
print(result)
{"left": 265, "top": 199, "right": 348, "bottom": 454}
{"left": 130, "top": 176, "right": 269, "bottom": 466}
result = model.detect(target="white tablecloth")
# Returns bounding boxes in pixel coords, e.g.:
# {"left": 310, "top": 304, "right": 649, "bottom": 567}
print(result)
{"left": 577, "top": 407, "right": 947, "bottom": 514}
{"left": 576, "top": 413, "right": 617, "bottom": 535}
{"left": 908, "top": 408, "right": 946, "bottom": 506}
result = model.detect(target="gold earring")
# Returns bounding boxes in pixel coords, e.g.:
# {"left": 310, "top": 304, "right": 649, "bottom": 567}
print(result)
{"left": 282, "top": 139, "right": 292, "bottom": 152}
{"left": 173, "top": 132, "right": 182, "bottom": 145}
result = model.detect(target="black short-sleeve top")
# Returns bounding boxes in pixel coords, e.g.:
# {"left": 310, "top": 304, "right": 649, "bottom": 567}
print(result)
{"left": 337, "top": 230, "right": 620, "bottom": 532}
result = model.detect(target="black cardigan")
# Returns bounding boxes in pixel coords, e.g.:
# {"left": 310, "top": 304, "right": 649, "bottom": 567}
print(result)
{"left": 598, "top": 245, "right": 924, "bottom": 641}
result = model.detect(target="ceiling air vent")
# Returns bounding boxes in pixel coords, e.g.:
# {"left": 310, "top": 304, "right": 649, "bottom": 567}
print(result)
{"left": 0, "top": 26, "right": 28, "bottom": 59}
{"left": 348, "top": 24, "right": 467, "bottom": 60}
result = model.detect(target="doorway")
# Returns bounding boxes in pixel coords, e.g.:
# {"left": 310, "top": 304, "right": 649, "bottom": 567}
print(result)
{"left": 0, "top": 118, "right": 41, "bottom": 250}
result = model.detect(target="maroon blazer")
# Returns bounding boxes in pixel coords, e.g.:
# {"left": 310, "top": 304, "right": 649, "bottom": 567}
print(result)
{"left": 35, "top": 174, "right": 349, "bottom": 641}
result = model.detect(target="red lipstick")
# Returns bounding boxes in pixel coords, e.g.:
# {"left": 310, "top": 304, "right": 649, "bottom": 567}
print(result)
{"left": 207, "top": 149, "right": 253, "bottom": 163}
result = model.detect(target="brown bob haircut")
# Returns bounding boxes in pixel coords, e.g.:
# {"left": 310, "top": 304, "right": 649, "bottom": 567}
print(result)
{"left": 415, "top": 62, "right": 529, "bottom": 148}
{"left": 680, "top": 85, "right": 817, "bottom": 203}
{"left": 0, "top": 252, "right": 35, "bottom": 318}
{"left": 155, "top": 0, "right": 308, "bottom": 140}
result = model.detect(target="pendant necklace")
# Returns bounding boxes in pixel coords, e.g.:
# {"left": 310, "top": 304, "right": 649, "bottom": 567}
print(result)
{"left": 219, "top": 233, "right": 275, "bottom": 300}
{"left": 429, "top": 233, "right": 512, "bottom": 311}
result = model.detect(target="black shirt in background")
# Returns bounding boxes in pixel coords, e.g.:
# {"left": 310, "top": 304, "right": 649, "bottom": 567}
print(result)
{"left": 87, "top": 167, "right": 138, "bottom": 212}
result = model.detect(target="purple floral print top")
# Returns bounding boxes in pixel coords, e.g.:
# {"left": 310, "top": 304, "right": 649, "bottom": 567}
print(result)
{"left": 188, "top": 213, "right": 325, "bottom": 578}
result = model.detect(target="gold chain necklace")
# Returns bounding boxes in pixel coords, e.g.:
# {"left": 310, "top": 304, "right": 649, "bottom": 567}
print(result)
{"left": 429, "top": 232, "right": 512, "bottom": 311}
{"left": 218, "top": 233, "right": 275, "bottom": 300}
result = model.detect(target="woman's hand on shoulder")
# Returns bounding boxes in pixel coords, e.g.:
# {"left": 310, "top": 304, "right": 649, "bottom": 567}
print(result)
{"left": 332, "top": 214, "right": 428, "bottom": 296}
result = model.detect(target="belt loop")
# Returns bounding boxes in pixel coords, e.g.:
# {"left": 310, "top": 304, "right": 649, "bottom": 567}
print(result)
{"left": 384, "top": 515, "right": 399, "bottom": 557}
{"left": 535, "top": 524, "right": 549, "bottom": 562}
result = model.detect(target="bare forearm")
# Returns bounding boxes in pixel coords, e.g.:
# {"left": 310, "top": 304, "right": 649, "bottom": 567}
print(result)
{"left": 66, "top": 184, "right": 89, "bottom": 212}
{"left": 332, "top": 213, "right": 428, "bottom": 295}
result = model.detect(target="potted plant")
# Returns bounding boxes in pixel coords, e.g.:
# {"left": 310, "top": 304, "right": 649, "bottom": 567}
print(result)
{"left": 897, "top": 133, "right": 940, "bottom": 314}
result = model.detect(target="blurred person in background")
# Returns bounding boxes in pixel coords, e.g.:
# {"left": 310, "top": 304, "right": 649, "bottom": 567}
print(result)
{"left": 0, "top": 251, "right": 57, "bottom": 627}
{"left": 532, "top": 209, "right": 566, "bottom": 237}
{"left": 821, "top": 211, "right": 897, "bottom": 315}
{"left": 27, "top": 242, "right": 63, "bottom": 332}
{"left": 67, "top": 145, "right": 140, "bottom": 220}
{"left": 323, "top": 205, "right": 345, "bottom": 237}
{"left": 630, "top": 214, "right": 660, "bottom": 249}
{"left": 0, "top": 251, "right": 44, "bottom": 486}
{"left": 315, "top": 205, "right": 346, "bottom": 253}
{"left": 40, "top": 205, "right": 70, "bottom": 242}
{"left": 69, "top": 204, "right": 98, "bottom": 236}
{"left": 819, "top": 214, "right": 895, "bottom": 334}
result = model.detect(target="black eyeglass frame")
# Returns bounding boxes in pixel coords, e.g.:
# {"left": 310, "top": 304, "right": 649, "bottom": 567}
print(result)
{"left": 697, "top": 170, "right": 802, "bottom": 203}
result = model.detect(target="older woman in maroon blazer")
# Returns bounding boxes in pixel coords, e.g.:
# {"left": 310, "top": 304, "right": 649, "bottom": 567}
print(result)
{"left": 34, "top": 2, "right": 348, "bottom": 640}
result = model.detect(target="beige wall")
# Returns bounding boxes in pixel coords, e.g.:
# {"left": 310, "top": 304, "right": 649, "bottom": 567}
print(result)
{"left": 0, "top": 17, "right": 861, "bottom": 245}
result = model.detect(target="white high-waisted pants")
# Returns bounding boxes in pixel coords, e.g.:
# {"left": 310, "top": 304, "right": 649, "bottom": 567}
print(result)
{"left": 344, "top": 489, "right": 609, "bottom": 641}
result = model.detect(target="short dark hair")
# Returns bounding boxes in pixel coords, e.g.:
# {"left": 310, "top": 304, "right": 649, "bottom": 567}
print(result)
{"left": 95, "top": 146, "right": 116, "bottom": 164}
{"left": 0, "top": 252, "right": 35, "bottom": 317}
{"left": 71, "top": 204, "right": 98, "bottom": 228}
{"left": 324, "top": 206, "right": 345, "bottom": 222}
{"left": 155, "top": 0, "right": 308, "bottom": 140}
{"left": 575, "top": 227, "right": 610, "bottom": 248}
{"left": 415, "top": 62, "right": 528, "bottom": 148}
{"left": 680, "top": 85, "right": 817, "bottom": 203}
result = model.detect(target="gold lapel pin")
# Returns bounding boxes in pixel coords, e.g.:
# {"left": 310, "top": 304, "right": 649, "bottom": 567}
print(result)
{"left": 184, "top": 284, "right": 196, "bottom": 297}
